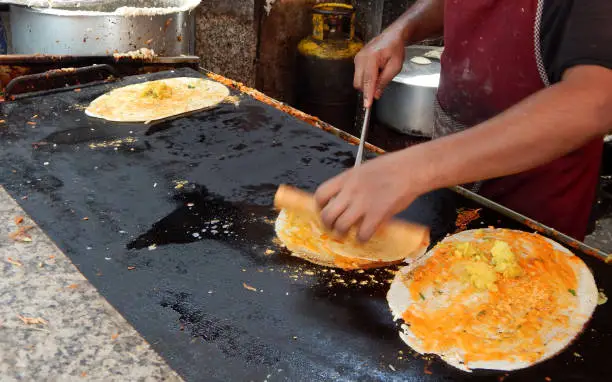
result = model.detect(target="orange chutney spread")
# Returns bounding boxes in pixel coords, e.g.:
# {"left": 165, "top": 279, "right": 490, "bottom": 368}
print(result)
{"left": 280, "top": 211, "right": 397, "bottom": 270}
{"left": 402, "top": 230, "right": 581, "bottom": 364}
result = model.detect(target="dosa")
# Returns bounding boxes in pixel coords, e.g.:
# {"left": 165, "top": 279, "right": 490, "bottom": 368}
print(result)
{"left": 387, "top": 228, "right": 598, "bottom": 372}
{"left": 85, "top": 77, "right": 230, "bottom": 122}
{"left": 273, "top": 184, "right": 430, "bottom": 270}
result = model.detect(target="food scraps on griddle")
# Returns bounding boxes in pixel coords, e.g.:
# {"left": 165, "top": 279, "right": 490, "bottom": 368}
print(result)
{"left": 243, "top": 282, "right": 257, "bottom": 292}
{"left": 18, "top": 315, "right": 47, "bottom": 326}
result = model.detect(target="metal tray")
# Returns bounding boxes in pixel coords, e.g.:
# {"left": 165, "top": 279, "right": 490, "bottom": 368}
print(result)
{"left": 8, "top": 1, "right": 199, "bottom": 56}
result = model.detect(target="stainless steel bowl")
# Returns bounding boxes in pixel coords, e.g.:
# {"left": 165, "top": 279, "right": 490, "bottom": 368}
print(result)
{"left": 375, "top": 45, "right": 442, "bottom": 137}
{"left": 9, "top": 1, "right": 200, "bottom": 56}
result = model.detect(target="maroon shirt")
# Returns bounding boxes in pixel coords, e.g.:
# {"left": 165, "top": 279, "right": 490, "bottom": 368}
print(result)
{"left": 434, "top": 0, "right": 603, "bottom": 240}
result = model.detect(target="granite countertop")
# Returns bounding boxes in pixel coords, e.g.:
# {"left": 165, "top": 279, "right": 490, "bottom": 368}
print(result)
{"left": 0, "top": 186, "right": 182, "bottom": 381}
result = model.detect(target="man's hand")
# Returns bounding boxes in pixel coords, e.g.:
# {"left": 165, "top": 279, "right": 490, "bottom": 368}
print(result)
{"left": 354, "top": 28, "right": 406, "bottom": 108}
{"left": 314, "top": 150, "right": 426, "bottom": 242}
{"left": 353, "top": 0, "right": 445, "bottom": 107}
{"left": 316, "top": 65, "right": 612, "bottom": 242}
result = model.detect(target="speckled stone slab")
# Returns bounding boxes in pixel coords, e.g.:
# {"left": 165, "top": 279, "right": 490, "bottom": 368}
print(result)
{"left": 0, "top": 186, "right": 182, "bottom": 382}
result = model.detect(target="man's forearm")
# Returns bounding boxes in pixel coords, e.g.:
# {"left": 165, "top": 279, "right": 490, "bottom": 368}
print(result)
{"left": 403, "top": 65, "right": 612, "bottom": 193}
{"left": 388, "top": 0, "right": 445, "bottom": 43}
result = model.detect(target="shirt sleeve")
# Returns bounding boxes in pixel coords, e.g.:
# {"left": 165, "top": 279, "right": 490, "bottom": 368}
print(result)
{"left": 542, "top": 0, "right": 612, "bottom": 84}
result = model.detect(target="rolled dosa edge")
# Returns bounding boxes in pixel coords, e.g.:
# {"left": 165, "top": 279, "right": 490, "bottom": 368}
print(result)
{"left": 274, "top": 184, "right": 320, "bottom": 216}
{"left": 274, "top": 184, "right": 430, "bottom": 265}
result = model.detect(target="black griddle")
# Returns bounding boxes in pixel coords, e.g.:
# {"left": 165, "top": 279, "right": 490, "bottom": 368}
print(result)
{"left": 0, "top": 68, "right": 610, "bottom": 382}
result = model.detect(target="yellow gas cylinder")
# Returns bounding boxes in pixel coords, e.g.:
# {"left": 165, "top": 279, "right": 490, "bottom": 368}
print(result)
{"left": 296, "top": 3, "right": 363, "bottom": 132}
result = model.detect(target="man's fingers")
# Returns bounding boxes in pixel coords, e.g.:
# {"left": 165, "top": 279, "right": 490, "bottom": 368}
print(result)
{"left": 362, "top": 59, "right": 379, "bottom": 108}
{"left": 320, "top": 194, "right": 350, "bottom": 229}
{"left": 333, "top": 206, "right": 364, "bottom": 236}
{"left": 357, "top": 210, "right": 390, "bottom": 242}
{"left": 353, "top": 54, "right": 364, "bottom": 90}
{"left": 375, "top": 56, "right": 403, "bottom": 98}
{"left": 314, "top": 173, "right": 346, "bottom": 209}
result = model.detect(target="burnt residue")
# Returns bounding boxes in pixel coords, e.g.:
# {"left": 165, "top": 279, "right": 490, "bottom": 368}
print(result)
{"left": 4, "top": 64, "right": 118, "bottom": 99}
{"left": 35, "top": 121, "right": 137, "bottom": 146}
{"left": 304, "top": 267, "right": 399, "bottom": 338}
{"left": 160, "top": 291, "right": 282, "bottom": 367}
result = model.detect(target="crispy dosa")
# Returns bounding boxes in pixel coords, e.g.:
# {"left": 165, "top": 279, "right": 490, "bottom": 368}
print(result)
{"left": 85, "top": 77, "right": 230, "bottom": 122}
{"left": 387, "top": 228, "right": 598, "bottom": 372}
{"left": 274, "top": 184, "right": 430, "bottom": 270}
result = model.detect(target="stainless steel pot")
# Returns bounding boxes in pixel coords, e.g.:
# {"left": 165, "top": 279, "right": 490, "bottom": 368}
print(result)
{"left": 375, "top": 45, "right": 442, "bottom": 137}
{"left": 8, "top": 0, "right": 200, "bottom": 56}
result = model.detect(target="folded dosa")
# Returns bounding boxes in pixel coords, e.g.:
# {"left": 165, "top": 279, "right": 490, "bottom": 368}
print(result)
{"left": 274, "top": 184, "right": 430, "bottom": 270}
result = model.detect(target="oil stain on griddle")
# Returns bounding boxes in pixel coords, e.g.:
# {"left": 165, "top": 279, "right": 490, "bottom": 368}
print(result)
{"left": 126, "top": 183, "right": 277, "bottom": 252}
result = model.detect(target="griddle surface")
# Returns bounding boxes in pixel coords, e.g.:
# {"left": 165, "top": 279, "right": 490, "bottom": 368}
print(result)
{"left": 1, "top": 68, "right": 610, "bottom": 381}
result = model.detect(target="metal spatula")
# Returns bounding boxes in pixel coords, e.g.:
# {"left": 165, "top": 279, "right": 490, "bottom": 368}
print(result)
{"left": 354, "top": 107, "right": 371, "bottom": 167}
